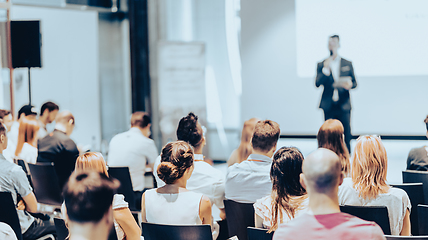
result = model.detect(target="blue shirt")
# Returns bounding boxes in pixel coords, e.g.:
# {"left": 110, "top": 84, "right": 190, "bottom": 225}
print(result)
{"left": 225, "top": 154, "right": 273, "bottom": 203}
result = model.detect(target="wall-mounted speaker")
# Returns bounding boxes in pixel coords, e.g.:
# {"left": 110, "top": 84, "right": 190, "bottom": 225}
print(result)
{"left": 11, "top": 20, "right": 42, "bottom": 69}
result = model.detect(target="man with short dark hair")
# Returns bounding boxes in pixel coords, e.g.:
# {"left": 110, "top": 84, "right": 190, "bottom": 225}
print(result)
{"left": 316, "top": 35, "right": 357, "bottom": 152}
{"left": 273, "top": 148, "right": 385, "bottom": 240}
{"left": 63, "top": 171, "right": 119, "bottom": 240}
{"left": 38, "top": 101, "right": 59, "bottom": 139}
{"left": 108, "top": 111, "right": 158, "bottom": 205}
{"left": 407, "top": 115, "right": 428, "bottom": 170}
{"left": 225, "top": 120, "right": 280, "bottom": 203}
{"left": 37, "top": 110, "right": 79, "bottom": 189}
{"left": 0, "top": 122, "right": 57, "bottom": 240}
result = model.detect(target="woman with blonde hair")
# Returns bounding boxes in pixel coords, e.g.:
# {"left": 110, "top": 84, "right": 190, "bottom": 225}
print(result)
{"left": 228, "top": 118, "right": 259, "bottom": 166}
{"left": 14, "top": 116, "right": 40, "bottom": 163}
{"left": 338, "top": 135, "right": 411, "bottom": 235}
{"left": 69, "top": 152, "right": 141, "bottom": 240}
{"left": 317, "top": 119, "right": 350, "bottom": 176}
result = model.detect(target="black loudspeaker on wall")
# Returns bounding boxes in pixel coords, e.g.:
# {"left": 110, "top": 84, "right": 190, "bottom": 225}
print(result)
{"left": 11, "top": 20, "right": 42, "bottom": 69}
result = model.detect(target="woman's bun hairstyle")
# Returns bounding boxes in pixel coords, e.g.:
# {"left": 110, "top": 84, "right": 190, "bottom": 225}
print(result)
{"left": 176, "top": 112, "right": 203, "bottom": 148}
{"left": 157, "top": 141, "right": 194, "bottom": 184}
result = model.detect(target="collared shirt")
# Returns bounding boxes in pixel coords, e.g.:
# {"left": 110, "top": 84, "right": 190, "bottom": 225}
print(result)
{"left": 225, "top": 154, "right": 273, "bottom": 203}
{"left": 38, "top": 120, "right": 48, "bottom": 139}
{"left": 153, "top": 153, "right": 226, "bottom": 209}
{"left": 0, "top": 153, "right": 34, "bottom": 233}
{"left": 330, "top": 56, "right": 341, "bottom": 82}
{"left": 107, "top": 127, "right": 158, "bottom": 191}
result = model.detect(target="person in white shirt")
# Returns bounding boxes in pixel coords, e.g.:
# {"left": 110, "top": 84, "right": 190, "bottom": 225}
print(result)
{"left": 225, "top": 120, "right": 280, "bottom": 203}
{"left": 38, "top": 101, "right": 59, "bottom": 139}
{"left": 0, "top": 109, "right": 15, "bottom": 162}
{"left": 154, "top": 112, "right": 226, "bottom": 219}
{"left": 14, "top": 117, "right": 40, "bottom": 164}
{"left": 107, "top": 112, "right": 158, "bottom": 207}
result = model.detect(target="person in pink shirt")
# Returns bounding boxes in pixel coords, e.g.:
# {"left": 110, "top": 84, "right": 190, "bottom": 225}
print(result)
{"left": 273, "top": 148, "right": 385, "bottom": 240}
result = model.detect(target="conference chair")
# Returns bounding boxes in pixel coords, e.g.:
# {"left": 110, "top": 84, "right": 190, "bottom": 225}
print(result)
{"left": 391, "top": 183, "right": 424, "bottom": 236}
{"left": 223, "top": 199, "right": 255, "bottom": 240}
{"left": 14, "top": 159, "right": 34, "bottom": 188}
{"left": 385, "top": 236, "right": 428, "bottom": 240}
{"left": 247, "top": 227, "right": 274, "bottom": 240}
{"left": 107, "top": 167, "right": 137, "bottom": 211}
{"left": 340, "top": 205, "right": 391, "bottom": 235}
{"left": 403, "top": 170, "right": 428, "bottom": 204}
{"left": 0, "top": 192, "right": 54, "bottom": 240}
{"left": 54, "top": 217, "right": 118, "bottom": 240}
{"left": 141, "top": 222, "right": 212, "bottom": 240}
{"left": 216, "top": 219, "right": 229, "bottom": 240}
{"left": 27, "top": 162, "right": 62, "bottom": 207}
{"left": 418, "top": 204, "right": 428, "bottom": 235}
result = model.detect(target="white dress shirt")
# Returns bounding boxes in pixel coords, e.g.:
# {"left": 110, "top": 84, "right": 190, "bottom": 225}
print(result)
{"left": 225, "top": 154, "right": 273, "bottom": 203}
{"left": 153, "top": 154, "right": 226, "bottom": 209}
{"left": 107, "top": 127, "right": 158, "bottom": 191}
{"left": 322, "top": 56, "right": 342, "bottom": 101}
{"left": 17, "top": 143, "right": 38, "bottom": 164}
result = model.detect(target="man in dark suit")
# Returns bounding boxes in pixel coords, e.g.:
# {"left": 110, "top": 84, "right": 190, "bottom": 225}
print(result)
{"left": 37, "top": 111, "right": 79, "bottom": 189}
{"left": 316, "top": 35, "right": 357, "bottom": 152}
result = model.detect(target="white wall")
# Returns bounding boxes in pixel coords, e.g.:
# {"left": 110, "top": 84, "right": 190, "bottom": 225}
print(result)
{"left": 11, "top": 6, "right": 100, "bottom": 146}
{"left": 241, "top": 0, "right": 428, "bottom": 136}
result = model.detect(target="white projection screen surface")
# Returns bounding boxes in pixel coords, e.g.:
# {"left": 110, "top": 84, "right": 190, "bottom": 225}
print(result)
{"left": 295, "top": 0, "right": 428, "bottom": 78}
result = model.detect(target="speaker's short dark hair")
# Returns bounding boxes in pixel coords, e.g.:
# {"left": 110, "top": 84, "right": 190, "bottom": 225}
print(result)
{"left": 131, "top": 112, "right": 151, "bottom": 128}
{"left": 40, "top": 102, "right": 59, "bottom": 116}
{"left": 63, "top": 171, "right": 119, "bottom": 223}
{"left": 251, "top": 120, "right": 280, "bottom": 152}
{"left": 330, "top": 35, "right": 340, "bottom": 41}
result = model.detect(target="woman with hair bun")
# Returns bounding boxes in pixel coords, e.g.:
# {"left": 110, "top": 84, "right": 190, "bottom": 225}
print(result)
{"left": 142, "top": 141, "right": 215, "bottom": 238}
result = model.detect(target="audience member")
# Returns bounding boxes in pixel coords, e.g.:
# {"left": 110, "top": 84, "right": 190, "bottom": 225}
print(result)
{"left": 37, "top": 110, "right": 79, "bottom": 189}
{"left": 317, "top": 119, "right": 351, "bottom": 176}
{"left": 273, "top": 148, "right": 385, "bottom": 240}
{"left": 0, "top": 109, "right": 13, "bottom": 132}
{"left": 153, "top": 112, "right": 226, "bottom": 219}
{"left": 142, "top": 141, "right": 216, "bottom": 238}
{"left": 227, "top": 118, "right": 259, "bottom": 166}
{"left": 70, "top": 152, "right": 141, "bottom": 240}
{"left": 0, "top": 121, "right": 57, "bottom": 240}
{"left": 14, "top": 117, "right": 40, "bottom": 164}
{"left": 63, "top": 171, "right": 119, "bottom": 240}
{"left": 225, "top": 120, "right": 280, "bottom": 203}
{"left": 9, "top": 105, "right": 37, "bottom": 147}
{"left": 0, "top": 109, "right": 15, "bottom": 162}
{"left": 338, "top": 135, "right": 411, "bottom": 235}
{"left": 254, "top": 147, "right": 308, "bottom": 232}
{"left": 38, "top": 101, "right": 59, "bottom": 139}
{"left": 407, "top": 115, "right": 428, "bottom": 170}
{"left": 108, "top": 111, "right": 158, "bottom": 205}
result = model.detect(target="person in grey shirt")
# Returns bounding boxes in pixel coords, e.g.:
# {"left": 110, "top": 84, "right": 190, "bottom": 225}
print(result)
{"left": 407, "top": 115, "right": 428, "bottom": 171}
{"left": 0, "top": 121, "right": 56, "bottom": 240}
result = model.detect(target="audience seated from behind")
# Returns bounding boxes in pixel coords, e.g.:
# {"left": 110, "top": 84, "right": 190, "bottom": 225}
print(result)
{"left": 37, "top": 101, "right": 59, "bottom": 139}
{"left": 37, "top": 110, "right": 79, "bottom": 189}
{"left": 153, "top": 112, "right": 226, "bottom": 219}
{"left": 227, "top": 118, "right": 258, "bottom": 167}
{"left": 142, "top": 141, "right": 217, "bottom": 239}
{"left": 108, "top": 111, "right": 158, "bottom": 205}
{"left": 0, "top": 109, "right": 15, "bottom": 162}
{"left": 63, "top": 170, "right": 119, "bottom": 240}
{"left": 14, "top": 117, "right": 40, "bottom": 164}
{"left": 0, "top": 121, "right": 57, "bottom": 240}
{"left": 338, "top": 135, "right": 411, "bottom": 235}
{"left": 63, "top": 152, "right": 141, "bottom": 240}
{"left": 317, "top": 119, "right": 351, "bottom": 177}
{"left": 8, "top": 105, "right": 37, "bottom": 149}
{"left": 273, "top": 148, "right": 385, "bottom": 240}
{"left": 254, "top": 147, "right": 308, "bottom": 232}
{"left": 225, "top": 120, "right": 280, "bottom": 203}
{"left": 407, "top": 115, "right": 428, "bottom": 171}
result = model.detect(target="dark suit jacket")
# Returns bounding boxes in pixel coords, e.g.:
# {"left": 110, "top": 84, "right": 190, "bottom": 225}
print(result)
{"left": 37, "top": 130, "right": 79, "bottom": 189}
{"left": 315, "top": 58, "right": 357, "bottom": 111}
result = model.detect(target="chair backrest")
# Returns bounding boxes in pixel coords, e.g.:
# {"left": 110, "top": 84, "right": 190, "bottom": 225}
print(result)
{"left": 27, "top": 162, "right": 62, "bottom": 206}
{"left": 0, "top": 192, "right": 23, "bottom": 240}
{"left": 223, "top": 199, "right": 255, "bottom": 240}
{"left": 385, "top": 236, "right": 428, "bottom": 239}
{"left": 54, "top": 217, "right": 118, "bottom": 240}
{"left": 403, "top": 170, "right": 428, "bottom": 204}
{"left": 418, "top": 204, "right": 428, "bottom": 235}
{"left": 340, "top": 205, "right": 391, "bottom": 235}
{"left": 14, "top": 159, "right": 33, "bottom": 188}
{"left": 247, "top": 227, "right": 274, "bottom": 240}
{"left": 107, "top": 167, "right": 136, "bottom": 211}
{"left": 141, "top": 222, "right": 212, "bottom": 240}
{"left": 390, "top": 183, "right": 424, "bottom": 236}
